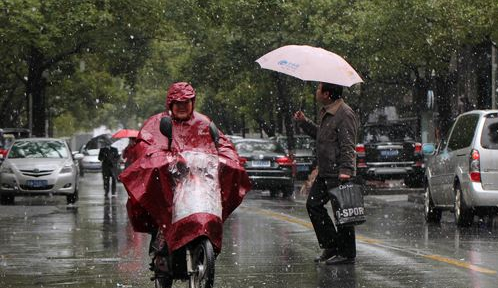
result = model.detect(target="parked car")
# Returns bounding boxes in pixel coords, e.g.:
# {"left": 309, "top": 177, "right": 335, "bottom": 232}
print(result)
{"left": 424, "top": 110, "right": 498, "bottom": 226}
{"left": 355, "top": 121, "right": 424, "bottom": 188}
{"left": 0, "top": 138, "right": 83, "bottom": 205}
{"left": 78, "top": 144, "right": 102, "bottom": 175}
{"left": 272, "top": 135, "right": 316, "bottom": 180}
{"left": 233, "top": 138, "right": 295, "bottom": 197}
{"left": 226, "top": 135, "right": 243, "bottom": 143}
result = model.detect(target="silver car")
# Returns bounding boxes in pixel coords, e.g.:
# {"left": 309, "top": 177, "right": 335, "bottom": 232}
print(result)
{"left": 0, "top": 138, "right": 83, "bottom": 205}
{"left": 80, "top": 147, "right": 102, "bottom": 173}
{"left": 424, "top": 110, "right": 498, "bottom": 226}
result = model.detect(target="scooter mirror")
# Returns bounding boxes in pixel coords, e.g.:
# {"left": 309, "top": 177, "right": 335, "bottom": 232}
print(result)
{"left": 160, "top": 117, "right": 173, "bottom": 149}
{"left": 159, "top": 117, "right": 172, "bottom": 139}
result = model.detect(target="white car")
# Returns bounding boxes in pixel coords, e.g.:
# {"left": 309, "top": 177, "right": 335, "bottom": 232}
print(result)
{"left": 0, "top": 138, "right": 83, "bottom": 205}
{"left": 80, "top": 147, "right": 102, "bottom": 174}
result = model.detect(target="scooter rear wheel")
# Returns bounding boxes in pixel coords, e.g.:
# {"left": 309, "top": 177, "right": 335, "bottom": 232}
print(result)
{"left": 189, "top": 238, "right": 215, "bottom": 288}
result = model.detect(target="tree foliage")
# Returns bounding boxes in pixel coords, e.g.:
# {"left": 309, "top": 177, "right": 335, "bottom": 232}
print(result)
{"left": 1, "top": 0, "right": 496, "bottom": 138}
{"left": 0, "top": 0, "right": 168, "bottom": 136}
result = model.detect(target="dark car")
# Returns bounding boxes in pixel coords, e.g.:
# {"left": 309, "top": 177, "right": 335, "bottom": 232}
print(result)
{"left": 273, "top": 135, "right": 316, "bottom": 180}
{"left": 356, "top": 122, "right": 424, "bottom": 188}
{"left": 233, "top": 138, "right": 295, "bottom": 197}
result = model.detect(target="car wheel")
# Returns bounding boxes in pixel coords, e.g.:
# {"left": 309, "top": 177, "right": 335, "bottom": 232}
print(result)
{"left": 67, "top": 188, "right": 79, "bottom": 205}
{"left": 282, "top": 185, "right": 294, "bottom": 198}
{"left": 0, "top": 195, "right": 15, "bottom": 205}
{"left": 424, "top": 183, "right": 441, "bottom": 223}
{"left": 454, "top": 183, "right": 473, "bottom": 227}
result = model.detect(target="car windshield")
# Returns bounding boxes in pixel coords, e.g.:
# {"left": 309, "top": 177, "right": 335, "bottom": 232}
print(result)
{"left": 480, "top": 114, "right": 498, "bottom": 149}
{"left": 278, "top": 136, "right": 315, "bottom": 150}
{"left": 363, "top": 125, "right": 415, "bottom": 143}
{"left": 7, "top": 140, "right": 69, "bottom": 159}
{"left": 235, "top": 141, "right": 285, "bottom": 153}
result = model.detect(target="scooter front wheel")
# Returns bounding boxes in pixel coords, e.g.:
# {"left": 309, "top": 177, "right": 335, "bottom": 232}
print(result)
{"left": 189, "top": 238, "right": 215, "bottom": 288}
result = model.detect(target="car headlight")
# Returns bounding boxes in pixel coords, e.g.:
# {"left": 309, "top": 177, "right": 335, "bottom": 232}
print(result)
{"left": 0, "top": 166, "right": 14, "bottom": 174}
{"left": 60, "top": 165, "right": 73, "bottom": 174}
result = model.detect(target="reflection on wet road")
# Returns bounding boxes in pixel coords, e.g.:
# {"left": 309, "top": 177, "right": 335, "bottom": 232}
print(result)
{"left": 1, "top": 173, "right": 498, "bottom": 287}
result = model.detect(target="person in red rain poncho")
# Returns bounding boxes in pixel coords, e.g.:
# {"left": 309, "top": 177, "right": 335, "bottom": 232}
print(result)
{"left": 120, "top": 82, "right": 250, "bottom": 256}
{"left": 122, "top": 137, "right": 139, "bottom": 168}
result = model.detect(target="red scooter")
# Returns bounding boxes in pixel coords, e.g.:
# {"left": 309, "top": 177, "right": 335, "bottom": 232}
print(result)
{"left": 120, "top": 115, "right": 250, "bottom": 288}
{"left": 149, "top": 151, "right": 221, "bottom": 288}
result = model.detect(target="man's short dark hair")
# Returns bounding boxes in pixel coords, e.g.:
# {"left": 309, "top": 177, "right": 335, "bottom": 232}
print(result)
{"left": 321, "top": 82, "right": 343, "bottom": 100}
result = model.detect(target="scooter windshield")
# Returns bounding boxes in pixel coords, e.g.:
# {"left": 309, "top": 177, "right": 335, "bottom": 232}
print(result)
{"left": 169, "top": 151, "right": 222, "bottom": 223}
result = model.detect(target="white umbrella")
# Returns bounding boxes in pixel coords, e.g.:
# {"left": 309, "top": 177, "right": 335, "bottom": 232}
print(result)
{"left": 256, "top": 45, "right": 363, "bottom": 87}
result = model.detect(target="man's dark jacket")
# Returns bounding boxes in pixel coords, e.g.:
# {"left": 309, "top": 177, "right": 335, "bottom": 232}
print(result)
{"left": 299, "top": 99, "right": 358, "bottom": 177}
{"left": 98, "top": 146, "right": 119, "bottom": 170}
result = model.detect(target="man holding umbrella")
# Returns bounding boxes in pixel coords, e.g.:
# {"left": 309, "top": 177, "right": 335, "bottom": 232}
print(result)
{"left": 294, "top": 82, "right": 359, "bottom": 265}
{"left": 98, "top": 143, "right": 120, "bottom": 197}
{"left": 257, "top": 45, "right": 362, "bottom": 265}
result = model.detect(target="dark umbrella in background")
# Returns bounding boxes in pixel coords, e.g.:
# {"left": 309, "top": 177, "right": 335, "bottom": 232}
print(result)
{"left": 85, "top": 133, "right": 115, "bottom": 150}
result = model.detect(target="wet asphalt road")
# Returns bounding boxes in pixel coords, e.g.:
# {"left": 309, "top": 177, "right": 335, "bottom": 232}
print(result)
{"left": 1, "top": 173, "right": 498, "bottom": 288}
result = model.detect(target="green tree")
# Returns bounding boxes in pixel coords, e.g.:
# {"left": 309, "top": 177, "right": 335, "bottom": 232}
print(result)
{"left": 0, "top": 0, "right": 168, "bottom": 136}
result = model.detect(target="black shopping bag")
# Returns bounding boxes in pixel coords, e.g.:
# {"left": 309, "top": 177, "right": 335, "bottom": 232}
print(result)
{"left": 328, "top": 182, "right": 366, "bottom": 226}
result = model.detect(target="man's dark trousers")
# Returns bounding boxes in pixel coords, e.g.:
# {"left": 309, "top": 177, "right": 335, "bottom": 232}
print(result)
{"left": 102, "top": 166, "right": 117, "bottom": 195}
{"left": 306, "top": 176, "right": 356, "bottom": 258}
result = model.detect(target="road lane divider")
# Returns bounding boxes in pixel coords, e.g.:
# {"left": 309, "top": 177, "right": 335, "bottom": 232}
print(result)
{"left": 240, "top": 206, "right": 497, "bottom": 275}
{"left": 423, "top": 254, "right": 496, "bottom": 275}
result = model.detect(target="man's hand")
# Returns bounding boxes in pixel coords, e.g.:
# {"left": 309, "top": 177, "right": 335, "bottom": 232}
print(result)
{"left": 293, "top": 111, "right": 306, "bottom": 122}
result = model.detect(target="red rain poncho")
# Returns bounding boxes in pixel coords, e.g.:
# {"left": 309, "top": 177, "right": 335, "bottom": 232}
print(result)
{"left": 120, "top": 99, "right": 250, "bottom": 254}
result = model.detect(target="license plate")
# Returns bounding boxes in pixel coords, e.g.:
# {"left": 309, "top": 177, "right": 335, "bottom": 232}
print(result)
{"left": 252, "top": 160, "right": 271, "bottom": 167}
{"left": 297, "top": 165, "right": 309, "bottom": 172}
{"left": 26, "top": 180, "right": 48, "bottom": 188}
{"left": 380, "top": 150, "right": 399, "bottom": 157}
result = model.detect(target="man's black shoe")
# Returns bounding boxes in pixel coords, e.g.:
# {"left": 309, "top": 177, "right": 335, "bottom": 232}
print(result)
{"left": 313, "top": 249, "right": 336, "bottom": 263}
{"left": 325, "top": 255, "right": 355, "bottom": 265}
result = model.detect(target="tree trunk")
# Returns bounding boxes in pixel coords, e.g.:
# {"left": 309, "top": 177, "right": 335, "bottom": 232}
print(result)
{"left": 411, "top": 71, "right": 428, "bottom": 139}
{"left": 275, "top": 75, "right": 295, "bottom": 152}
{"left": 436, "top": 72, "right": 457, "bottom": 135}
{"left": 26, "top": 47, "right": 47, "bottom": 137}
{"left": 474, "top": 41, "right": 492, "bottom": 109}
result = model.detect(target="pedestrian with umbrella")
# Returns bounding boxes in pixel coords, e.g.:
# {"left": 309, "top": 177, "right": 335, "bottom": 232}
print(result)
{"left": 257, "top": 45, "right": 362, "bottom": 265}
{"left": 98, "top": 143, "right": 120, "bottom": 197}
{"left": 112, "top": 129, "right": 139, "bottom": 168}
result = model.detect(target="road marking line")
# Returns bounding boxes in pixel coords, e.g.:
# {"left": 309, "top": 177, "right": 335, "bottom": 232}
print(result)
{"left": 240, "top": 206, "right": 497, "bottom": 275}
{"left": 423, "top": 255, "right": 496, "bottom": 275}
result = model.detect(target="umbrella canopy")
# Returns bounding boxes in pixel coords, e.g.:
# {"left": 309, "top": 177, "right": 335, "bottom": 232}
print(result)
{"left": 85, "top": 133, "right": 115, "bottom": 150}
{"left": 112, "top": 129, "right": 139, "bottom": 139}
{"left": 256, "top": 45, "right": 363, "bottom": 87}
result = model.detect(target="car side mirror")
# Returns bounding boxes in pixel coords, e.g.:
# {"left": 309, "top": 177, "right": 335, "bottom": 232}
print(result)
{"left": 422, "top": 143, "right": 436, "bottom": 156}
{"left": 73, "top": 153, "right": 84, "bottom": 160}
